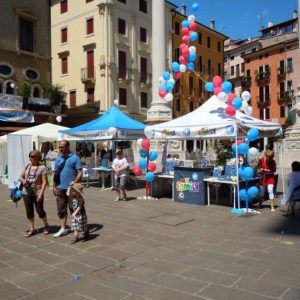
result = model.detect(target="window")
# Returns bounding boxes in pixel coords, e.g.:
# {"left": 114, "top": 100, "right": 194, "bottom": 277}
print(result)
{"left": 87, "top": 88, "right": 94, "bottom": 102}
{"left": 176, "top": 99, "right": 180, "bottom": 111}
{"left": 118, "top": 50, "right": 126, "bottom": 78}
{"left": 259, "top": 86, "right": 264, "bottom": 102}
{"left": 119, "top": 88, "right": 127, "bottom": 105}
{"left": 86, "top": 0, "right": 93, "bottom": 2}
{"left": 198, "top": 79, "right": 203, "bottom": 97}
{"left": 208, "top": 59, "right": 211, "bottom": 75}
{"left": 207, "top": 37, "right": 211, "bottom": 48}
{"left": 174, "top": 22, "right": 180, "bottom": 35}
{"left": 139, "top": 0, "right": 147, "bottom": 13}
{"left": 86, "top": 18, "right": 94, "bottom": 35}
{"left": 189, "top": 77, "right": 194, "bottom": 96}
{"left": 241, "top": 63, "right": 245, "bottom": 73}
{"left": 280, "top": 82, "right": 285, "bottom": 96}
{"left": 140, "top": 27, "right": 147, "bottom": 43}
{"left": 246, "top": 69, "right": 251, "bottom": 76}
{"left": 141, "top": 92, "right": 147, "bottom": 108}
{"left": 230, "top": 56, "right": 234, "bottom": 60}
{"left": 218, "top": 63, "right": 221, "bottom": 76}
{"left": 280, "top": 106, "right": 285, "bottom": 118}
{"left": 265, "top": 108, "right": 270, "bottom": 119}
{"left": 287, "top": 80, "right": 293, "bottom": 91}
{"left": 118, "top": 0, "right": 126, "bottom": 3}
{"left": 265, "top": 64, "right": 269, "bottom": 72}
{"left": 231, "top": 66, "right": 234, "bottom": 76}
{"left": 217, "top": 41, "right": 221, "bottom": 52}
{"left": 118, "top": 18, "right": 126, "bottom": 35}
{"left": 140, "top": 57, "right": 147, "bottom": 83}
{"left": 199, "top": 56, "right": 203, "bottom": 73}
{"left": 265, "top": 85, "right": 270, "bottom": 101}
{"left": 60, "top": 0, "right": 68, "bottom": 14}
{"left": 236, "top": 64, "right": 240, "bottom": 77}
{"left": 61, "top": 57, "right": 68, "bottom": 74}
{"left": 19, "top": 18, "right": 34, "bottom": 52}
{"left": 87, "top": 50, "right": 94, "bottom": 78}
{"left": 33, "top": 86, "right": 41, "bottom": 97}
{"left": 198, "top": 32, "right": 202, "bottom": 44}
{"left": 70, "top": 90, "right": 76, "bottom": 108}
{"left": 175, "top": 48, "right": 180, "bottom": 61}
{"left": 189, "top": 101, "right": 194, "bottom": 112}
{"left": 287, "top": 58, "right": 293, "bottom": 71}
{"left": 25, "top": 68, "right": 39, "bottom": 81}
{"left": 259, "top": 108, "right": 264, "bottom": 119}
{"left": 61, "top": 27, "right": 67, "bottom": 43}
{"left": 0, "top": 64, "right": 13, "bottom": 77}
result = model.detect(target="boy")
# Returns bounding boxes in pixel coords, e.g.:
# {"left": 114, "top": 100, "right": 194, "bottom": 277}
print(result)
{"left": 112, "top": 148, "right": 129, "bottom": 201}
{"left": 68, "top": 183, "right": 89, "bottom": 243}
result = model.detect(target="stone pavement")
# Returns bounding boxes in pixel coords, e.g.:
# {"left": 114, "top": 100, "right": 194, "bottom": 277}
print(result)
{"left": 0, "top": 183, "right": 300, "bottom": 300}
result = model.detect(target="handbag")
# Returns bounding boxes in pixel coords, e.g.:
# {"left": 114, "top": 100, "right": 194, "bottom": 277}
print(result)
{"left": 10, "top": 180, "right": 24, "bottom": 203}
{"left": 53, "top": 156, "right": 70, "bottom": 185}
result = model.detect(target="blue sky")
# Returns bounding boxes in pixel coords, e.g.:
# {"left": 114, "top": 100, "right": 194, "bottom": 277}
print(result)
{"left": 171, "top": 0, "right": 298, "bottom": 39}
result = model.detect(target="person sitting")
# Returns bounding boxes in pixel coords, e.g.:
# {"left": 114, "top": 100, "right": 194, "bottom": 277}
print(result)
{"left": 281, "top": 161, "right": 300, "bottom": 213}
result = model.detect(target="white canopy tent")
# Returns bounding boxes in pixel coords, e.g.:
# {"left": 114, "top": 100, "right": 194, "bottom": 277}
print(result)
{"left": 6, "top": 123, "right": 69, "bottom": 188}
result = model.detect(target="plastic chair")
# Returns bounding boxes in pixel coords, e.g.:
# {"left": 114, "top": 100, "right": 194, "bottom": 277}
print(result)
{"left": 82, "top": 167, "right": 89, "bottom": 187}
{"left": 287, "top": 184, "right": 300, "bottom": 215}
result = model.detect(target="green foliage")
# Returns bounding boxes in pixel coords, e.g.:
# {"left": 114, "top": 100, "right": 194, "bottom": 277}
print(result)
{"left": 215, "top": 140, "right": 233, "bottom": 167}
{"left": 17, "top": 81, "right": 32, "bottom": 98}
{"left": 45, "top": 84, "right": 66, "bottom": 106}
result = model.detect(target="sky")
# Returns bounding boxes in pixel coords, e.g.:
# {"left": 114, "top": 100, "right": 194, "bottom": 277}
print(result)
{"left": 171, "top": 0, "right": 298, "bottom": 39}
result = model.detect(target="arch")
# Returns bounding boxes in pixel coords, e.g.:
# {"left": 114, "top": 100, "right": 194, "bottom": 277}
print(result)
{"left": 32, "top": 84, "right": 43, "bottom": 98}
{"left": 4, "top": 80, "right": 17, "bottom": 95}
{"left": 0, "top": 79, "right": 4, "bottom": 93}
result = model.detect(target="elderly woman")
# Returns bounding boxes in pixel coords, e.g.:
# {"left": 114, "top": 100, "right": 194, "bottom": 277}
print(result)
{"left": 257, "top": 149, "right": 277, "bottom": 212}
{"left": 19, "top": 150, "right": 50, "bottom": 236}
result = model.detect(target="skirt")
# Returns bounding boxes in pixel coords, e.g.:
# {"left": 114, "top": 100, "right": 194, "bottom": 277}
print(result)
{"left": 71, "top": 212, "right": 87, "bottom": 232}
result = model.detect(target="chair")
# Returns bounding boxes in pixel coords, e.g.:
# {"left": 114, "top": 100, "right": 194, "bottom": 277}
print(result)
{"left": 287, "top": 184, "right": 300, "bottom": 215}
{"left": 82, "top": 167, "right": 89, "bottom": 187}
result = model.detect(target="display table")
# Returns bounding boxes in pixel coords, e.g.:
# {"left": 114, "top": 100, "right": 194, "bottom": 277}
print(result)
{"left": 92, "top": 167, "right": 114, "bottom": 190}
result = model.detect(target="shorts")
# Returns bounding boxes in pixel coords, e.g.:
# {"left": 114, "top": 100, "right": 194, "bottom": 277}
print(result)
{"left": 56, "top": 189, "right": 69, "bottom": 219}
{"left": 71, "top": 212, "right": 88, "bottom": 232}
{"left": 115, "top": 176, "right": 126, "bottom": 191}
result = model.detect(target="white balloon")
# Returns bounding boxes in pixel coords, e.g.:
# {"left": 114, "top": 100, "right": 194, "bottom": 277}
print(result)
{"left": 248, "top": 147, "right": 259, "bottom": 157}
{"left": 241, "top": 100, "right": 249, "bottom": 112}
{"left": 56, "top": 115, "right": 62, "bottom": 123}
{"left": 187, "top": 14, "right": 196, "bottom": 22}
{"left": 168, "top": 78, "right": 175, "bottom": 84}
{"left": 159, "top": 77, "right": 166, "bottom": 85}
{"left": 179, "top": 64, "right": 186, "bottom": 73}
{"left": 189, "top": 46, "right": 196, "bottom": 53}
{"left": 241, "top": 91, "right": 251, "bottom": 102}
{"left": 107, "top": 127, "right": 117, "bottom": 136}
{"left": 217, "top": 92, "right": 227, "bottom": 102}
{"left": 113, "top": 99, "right": 119, "bottom": 106}
{"left": 164, "top": 93, "right": 173, "bottom": 102}
{"left": 10, "top": 83, "right": 15, "bottom": 88}
{"left": 246, "top": 106, "right": 253, "bottom": 116}
{"left": 137, "top": 138, "right": 143, "bottom": 148}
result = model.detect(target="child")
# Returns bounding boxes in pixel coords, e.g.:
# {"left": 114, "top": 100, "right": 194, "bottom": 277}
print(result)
{"left": 68, "top": 183, "right": 89, "bottom": 243}
{"left": 112, "top": 148, "right": 129, "bottom": 201}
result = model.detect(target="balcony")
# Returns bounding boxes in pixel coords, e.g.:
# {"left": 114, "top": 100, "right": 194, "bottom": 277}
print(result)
{"left": 256, "top": 96, "right": 270, "bottom": 107}
{"left": 256, "top": 71, "right": 270, "bottom": 84}
{"left": 81, "top": 67, "right": 95, "bottom": 83}
{"left": 139, "top": 72, "right": 152, "bottom": 88}
{"left": 277, "top": 90, "right": 294, "bottom": 104}
{"left": 241, "top": 76, "right": 252, "bottom": 87}
{"left": 117, "top": 67, "right": 131, "bottom": 84}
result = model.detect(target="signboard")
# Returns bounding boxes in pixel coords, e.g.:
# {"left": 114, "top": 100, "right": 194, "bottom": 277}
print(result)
{"left": 174, "top": 167, "right": 210, "bottom": 205}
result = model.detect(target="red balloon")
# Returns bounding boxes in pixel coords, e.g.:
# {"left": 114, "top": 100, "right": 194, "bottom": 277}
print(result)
{"left": 174, "top": 72, "right": 182, "bottom": 79}
{"left": 182, "top": 35, "right": 190, "bottom": 44}
{"left": 182, "top": 48, "right": 189, "bottom": 58}
{"left": 179, "top": 43, "right": 188, "bottom": 51}
{"left": 237, "top": 139, "right": 243, "bottom": 145}
{"left": 179, "top": 55, "right": 187, "bottom": 64}
{"left": 133, "top": 166, "right": 142, "bottom": 176}
{"left": 189, "top": 21, "right": 197, "bottom": 31}
{"left": 226, "top": 105, "right": 236, "bottom": 116}
{"left": 147, "top": 162, "right": 156, "bottom": 172}
{"left": 181, "top": 27, "right": 189, "bottom": 35}
{"left": 212, "top": 75, "right": 223, "bottom": 87}
{"left": 213, "top": 86, "right": 223, "bottom": 95}
{"left": 141, "top": 139, "right": 150, "bottom": 151}
{"left": 159, "top": 89, "right": 167, "bottom": 98}
{"left": 227, "top": 93, "right": 236, "bottom": 105}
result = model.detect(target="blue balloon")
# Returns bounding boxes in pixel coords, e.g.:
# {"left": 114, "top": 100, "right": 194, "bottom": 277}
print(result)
{"left": 139, "top": 159, "right": 147, "bottom": 170}
{"left": 189, "top": 31, "right": 198, "bottom": 42}
{"left": 139, "top": 149, "right": 147, "bottom": 158}
{"left": 145, "top": 172, "right": 155, "bottom": 182}
{"left": 188, "top": 52, "right": 196, "bottom": 62}
{"left": 247, "top": 186, "right": 259, "bottom": 199}
{"left": 187, "top": 62, "right": 195, "bottom": 70}
{"left": 222, "top": 81, "right": 232, "bottom": 94}
{"left": 171, "top": 62, "right": 180, "bottom": 72}
{"left": 182, "top": 20, "right": 189, "bottom": 28}
{"left": 149, "top": 151, "right": 158, "bottom": 161}
{"left": 238, "top": 143, "right": 249, "bottom": 155}
{"left": 165, "top": 81, "right": 174, "bottom": 91}
{"left": 231, "top": 143, "right": 237, "bottom": 153}
{"left": 239, "top": 189, "right": 248, "bottom": 201}
{"left": 243, "top": 167, "right": 254, "bottom": 180}
{"left": 191, "top": 2, "right": 200, "bottom": 13}
{"left": 238, "top": 166, "right": 246, "bottom": 178}
{"left": 205, "top": 82, "right": 214, "bottom": 92}
{"left": 163, "top": 71, "right": 170, "bottom": 81}
{"left": 232, "top": 97, "right": 242, "bottom": 110}
{"left": 247, "top": 128, "right": 259, "bottom": 142}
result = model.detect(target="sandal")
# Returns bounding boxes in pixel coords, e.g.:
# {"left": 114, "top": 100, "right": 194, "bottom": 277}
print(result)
{"left": 43, "top": 226, "right": 50, "bottom": 235}
{"left": 24, "top": 230, "right": 35, "bottom": 237}
{"left": 70, "top": 237, "right": 79, "bottom": 244}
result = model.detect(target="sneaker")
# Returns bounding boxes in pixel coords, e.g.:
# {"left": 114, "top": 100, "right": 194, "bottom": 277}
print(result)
{"left": 53, "top": 228, "right": 68, "bottom": 238}
{"left": 115, "top": 197, "right": 121, "bottom": 202}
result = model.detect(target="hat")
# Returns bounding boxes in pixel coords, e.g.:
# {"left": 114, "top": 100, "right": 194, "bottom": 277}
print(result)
{"left": 116, "top": 148, "right": 123, "bottom": 154}
{"left": 265, "top": 149, "right": 274, "bottom": 158}
{"left": 71, "top": 183, "right": 84, "bottom": 195}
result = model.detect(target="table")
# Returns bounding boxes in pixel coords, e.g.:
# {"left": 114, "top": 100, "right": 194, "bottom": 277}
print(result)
{"left": 92, "top": 167, "right": 114, "bottom": 190}
{"left": 157, "top": 174, "right": 174, "bottom": 200}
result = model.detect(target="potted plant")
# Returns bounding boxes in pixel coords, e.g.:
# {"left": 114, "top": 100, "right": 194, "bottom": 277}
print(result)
{"left": 17, "top": 81, "right": 32, "bottom": 110}
{"left": 45, "top": 84, "right": 66, "bottom": 113}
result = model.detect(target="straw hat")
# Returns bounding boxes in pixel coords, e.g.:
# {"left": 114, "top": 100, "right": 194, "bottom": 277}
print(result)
{"left": 71, "top": 183, "right": 84, "bottom": 195}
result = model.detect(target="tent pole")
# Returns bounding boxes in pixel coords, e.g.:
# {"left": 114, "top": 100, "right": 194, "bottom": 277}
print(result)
{"left": 235, "top": 126, "right": 240, "bottom": 209}
{"left": 280, "top": 138, "right": 285, "bottom": 196}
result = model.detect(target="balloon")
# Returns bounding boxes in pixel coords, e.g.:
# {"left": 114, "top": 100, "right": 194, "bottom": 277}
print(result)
{"left": 213, "top": 86, "right": 223, "bottom": 96}
{"left": 158, "top": 77, "right": 166, "bottom": 85}
{"left": 241, "top": 100, "right": 249, "bottom": 112}
{"left": 246, "top": 106, "right": 253, "bottom": 116}
{"left": 56, "top": 115, "right": 62, "bottom": 123}
{"left": 113, "top": 99, "right": 119, "bottom": 106}
{"left": 132, "top": 164, "right": 142, "bottom": 176}
{"left": 179, "top": 55, "right": 187, "bottom": 64}
{"left": 217, "top": 92, "right": 227, "bottom": 102}
{"left": 186, "top": 62, "right": 195, "bottom": 70}
{"left": 145, "top": 172, "right": 155, "bottom": 182}
{"left": 159, "top": 89, "right": 167, "bottom": 98}
{"left": 191, "top": 2, "right": 200, "bottom": 13}
{"left": 187, "top": 15, "right": 196, "bottom": 22}
{"left": 247, "top": 186, "right": 259, "bottom": 199}
{"left": 227, "top": 93, "right": 236, "bottom": 105}
{"left": 180, "top": 43, "right": 188, "bottom": 51}
{"left": 137, "top": 138, "right": 143, "bottom": 148}
{"left": 181, "top": 27, "right": 189, "bottom": 35}
{"left": 189, "top": 46, "right": 196, "bottom": 53}
{"left": 139, "top": 159, "right": 147, "bottom": 169}
{"left": 225, "top": 105, "right": 236, "bottom": 116}
{"left": 182, "top": 35, "right": 189, "bottom": 44}
{"left": 205, "top": 82, "right": 214, "bottom": 92}
{"left": 149, "top": 150, "right": 158, "bottom": 161}
{"left": 239, "top": 189, "right": 248, "bottom": 201}
{"left": 238, "top": 143, "right": 249, "bottom": 155}
{"left": 171, "top": 62, "right": 180, "bottom": 72}
{"left": 247, "top": 128, "right": 259, "bottom": 142}
{"left": 239, "top": 166, "right": 246, "bottom": 178}
{"left": 221, "top": 81, "right": 232, "bottom": 94}
{"left": 241, "top": 90, "right": 251, "bottom": 102}
{"left": 182, "top": 20, "right": 189, "bottom": 28}
{"left": 189, "top": 31, "right": 198, "bottom": 42}
{"left": 188, "top": 52, "right": 196, "bottom": 62}
{"left": 189, "top": 21, "right": 197, "bottom": 31}
{"left": 139, "top": 149, "right": 147, "bottom": 158}
{"left": 237, "top": 139, "right": 243, "bottom": 145}
{"left": 164, "top": 93, "right": 173, "bottom": 102}
{"left": 163, "top": 71, "right": 170, "bottom": 81}
{"left": 181, "top": 47, "right": 190, "bottom": 58}
{"left": 243, "top": 166, "right": 254, "bottom": 180}
{"left": 248, "top": 147, "right": 259, "bottom": 157}
{"left": 232, "top": 97, "right": 242, "bottom": 110}
{"left": 147, "top": 162, "right": 156, "bottom": 172}
{"left": 212, "top": 76, "right": 222, "bottom": 87}
{"left": 179, "top": 64, "right": 187, "bottom": 73}
{"left": 232, "top": 143, "right": 237, "bottom": 153}
{"left": 141, "top": 139, "right": 150, "bottom": 151}
{"left": 168, "top": 78, "right": 175, "bottom": 84}
{"left": 107, "top": 127, "right": 117, "bottom": 136}
{"left": 174, "top": 72, "right": 182, "bottom": 79}
{"left": 165, "top": 81, "right": 174, "bottom": 91}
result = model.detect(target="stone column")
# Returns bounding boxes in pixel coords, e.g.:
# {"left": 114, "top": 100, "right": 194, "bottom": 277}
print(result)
{"left": 146, "top": 0, "right": 172, "bottom": 122}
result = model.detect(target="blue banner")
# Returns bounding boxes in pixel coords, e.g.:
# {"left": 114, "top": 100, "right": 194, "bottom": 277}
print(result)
{"left": 0, "top": 111, "right": 34, "bottom": 123}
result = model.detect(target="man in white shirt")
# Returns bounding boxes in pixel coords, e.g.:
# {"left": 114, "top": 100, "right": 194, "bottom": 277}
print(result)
{"left": 112, "top": 148, "right": 129, "bottom": 201}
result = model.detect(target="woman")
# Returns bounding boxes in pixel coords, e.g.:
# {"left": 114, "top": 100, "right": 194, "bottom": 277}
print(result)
{"left": 257, "top": 149, "right": 277, "bottom": 211}
{"left": 19, "top": 150, "right": 50, "bottom": 236}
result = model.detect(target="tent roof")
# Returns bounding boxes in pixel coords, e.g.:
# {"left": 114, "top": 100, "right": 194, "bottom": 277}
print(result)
{"left": 145, "top": 95, "right": 282, "bottom": 140}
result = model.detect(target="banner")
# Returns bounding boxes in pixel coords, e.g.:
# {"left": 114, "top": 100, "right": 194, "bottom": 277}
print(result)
{"left": 0, "top": 94, "right": 22, "bottom": 109}
{"left": 0, "top": 111, "right": 34, "bottom": 123}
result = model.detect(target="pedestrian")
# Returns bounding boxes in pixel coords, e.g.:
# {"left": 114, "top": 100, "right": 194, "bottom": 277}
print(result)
{"left": 257, "top": 149, "right": 277, "bottom": 211}
{"left": 112, "top": 148, "right": 129, "bottom": 201}
{"left": 67, "top": 183, "right": 89, "bottom": 244}
{"left": 19, "top": 150, "right": 50, "bottom": 237}
{"left": 52, "top": 140, "right": 82, "bottom": 237}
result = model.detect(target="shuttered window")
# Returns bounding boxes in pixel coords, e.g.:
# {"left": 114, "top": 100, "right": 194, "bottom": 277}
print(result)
{"left": 61, "top": 57, "right": 68, "bottom": 74}
{"left": 60, "top": 0, "right": 68, "bottom": 14}
{"left": 86, "top": 18, "right": 94, "bottom": 35}
{"left": 61, "top": 27, "right": 67, "bottom": 43}
{"left": 19, "top": 18, "right": 34, "bottom": 52}
{"left": 70, "top": 91, "right": 76, "bottom": 108}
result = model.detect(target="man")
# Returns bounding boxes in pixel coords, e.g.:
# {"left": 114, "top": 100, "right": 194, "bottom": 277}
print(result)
{"left": 52, "top": 140, "right": 82, "bottom": 237}
{"left": 112, "top": 148, "right": 129, "bottom": 201}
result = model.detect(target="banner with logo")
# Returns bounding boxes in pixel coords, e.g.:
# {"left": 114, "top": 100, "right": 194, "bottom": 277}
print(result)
{"left": 0, "top": 111, "right": 34, "bottom": 123}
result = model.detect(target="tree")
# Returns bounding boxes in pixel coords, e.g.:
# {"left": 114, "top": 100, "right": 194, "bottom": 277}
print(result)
{"left": 17, "top": 81, "right": 32, "bottom": 110}
{"left": 45, "top": 84, "right": 66, "bottom": 107}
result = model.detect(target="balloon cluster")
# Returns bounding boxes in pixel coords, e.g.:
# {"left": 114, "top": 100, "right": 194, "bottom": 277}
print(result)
{"left": 158, "top": 2, "right": 200, "bottom": 103}
{"left": 132, "top": 139, "right": 158, "bottom": 183}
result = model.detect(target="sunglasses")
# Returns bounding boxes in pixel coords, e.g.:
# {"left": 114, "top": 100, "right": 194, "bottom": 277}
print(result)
{"left": 29, "top": 155, "right": 37, "bottom": 158}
